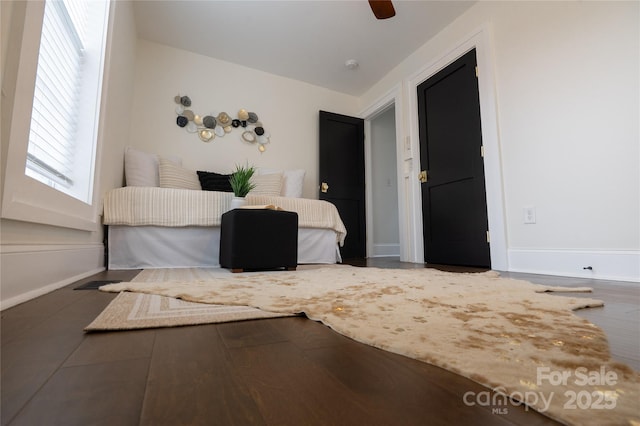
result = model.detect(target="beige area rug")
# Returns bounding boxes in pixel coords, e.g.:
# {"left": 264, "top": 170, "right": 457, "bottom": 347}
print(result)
{"left": 100, "top": 266, "right": 639, "bottom": 425}
{"left": 86, "top": 268, "right": 293, "bottom": 331}
{"left": 85, "top": 292, "right": 294, "bottom": 331}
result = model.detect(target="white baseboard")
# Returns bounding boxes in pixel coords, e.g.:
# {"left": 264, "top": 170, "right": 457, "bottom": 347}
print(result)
{"left": 1, "top": 244, "right": 105, "bottom": 310}
{"left": 507, "top": 249, "right": 640, "bottom": 283}
{"left": 371, "top": 243, "right": 401, "bottom": 258}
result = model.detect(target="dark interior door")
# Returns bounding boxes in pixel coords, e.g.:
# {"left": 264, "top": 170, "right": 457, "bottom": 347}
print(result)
{"left": 417, "top": 49, "right": 490, "bottom": 267}
{"left": 319, "top": 111, "right": 366, "bottom": 259}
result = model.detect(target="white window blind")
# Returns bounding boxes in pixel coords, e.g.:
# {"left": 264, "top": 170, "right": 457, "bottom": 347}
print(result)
{"left": 25, "top": 0, "right": 108, "bottom": 204}
{"left": 26, "top": 0, "right": 86, "bottom": 188}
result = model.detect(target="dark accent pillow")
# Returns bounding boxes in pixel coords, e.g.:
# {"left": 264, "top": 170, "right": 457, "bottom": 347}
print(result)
{"left": 197, "top": 171, "right": 233, "bottom": 192}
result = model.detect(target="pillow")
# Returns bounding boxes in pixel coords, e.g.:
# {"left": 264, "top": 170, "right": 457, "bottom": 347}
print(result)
{"left": 124, "top": 147, "right": 182, "bottom": 187}
{"left": 124, "top": 147, "right": 159, "bottom": 186}
{"left": 197, "top": 170, "right": 233, "bottom": 192}
{"left": 158, "top": 158, "right": 201, "bottom": 190}
{"left": 249, "top": 172, "right": 283, "bottom": 196}
{"left": 256, "top": 168, "right": 305, "bottom": 198}
{"left": 281, "top": 169, "right": 305, "bottom": 198}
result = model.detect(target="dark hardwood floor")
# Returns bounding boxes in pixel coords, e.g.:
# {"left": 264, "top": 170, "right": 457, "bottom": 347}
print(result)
{"left": 1, "top": 259, "right": 638, "bottom": 426}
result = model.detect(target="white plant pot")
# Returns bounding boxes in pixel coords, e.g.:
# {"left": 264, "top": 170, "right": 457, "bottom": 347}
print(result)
{"left": 230, "top": 196, "right": 247, "bottom": 210}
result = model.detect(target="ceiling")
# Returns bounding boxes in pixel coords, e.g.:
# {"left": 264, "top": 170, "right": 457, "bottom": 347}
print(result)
{"left": 133, "top": 1, "right": 475, "bottom": 97}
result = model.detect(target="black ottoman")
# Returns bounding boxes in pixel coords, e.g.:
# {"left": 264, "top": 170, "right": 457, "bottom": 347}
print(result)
{"left": 219, "top": 209, "right": 298, "bottom": 272}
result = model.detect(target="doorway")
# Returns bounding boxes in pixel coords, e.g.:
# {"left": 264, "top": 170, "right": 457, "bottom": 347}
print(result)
{"left": 369, "top": 105, "right": 400, "bottom": 257}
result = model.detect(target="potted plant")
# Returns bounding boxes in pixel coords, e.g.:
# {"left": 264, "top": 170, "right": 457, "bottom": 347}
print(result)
{"left": 229, "top": 164, "right": 256, "bottom": 209}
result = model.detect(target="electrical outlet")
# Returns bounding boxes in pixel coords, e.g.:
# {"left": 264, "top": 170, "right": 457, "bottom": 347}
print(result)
{"left": 523, "top": 207, "right": 536, "bottom": 224}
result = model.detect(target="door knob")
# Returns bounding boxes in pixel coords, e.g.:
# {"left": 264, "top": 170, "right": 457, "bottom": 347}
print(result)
{"left": 321, "top": 182, "right": 329, "bottom": 193}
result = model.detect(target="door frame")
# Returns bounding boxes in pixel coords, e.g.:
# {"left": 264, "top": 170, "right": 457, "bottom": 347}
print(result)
{"left": 359, "top": 85, "right": 408, "bottom": 260}
{"left": 407, "top": 24, "right": 508, "bottom": 270}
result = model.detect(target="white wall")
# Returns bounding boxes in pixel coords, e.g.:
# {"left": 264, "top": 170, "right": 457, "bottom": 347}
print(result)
{"left": 128, "top": 40, "right": 359, "bottom": 199}
{"left": 0, "top": 1, "right": 138, "bottom": 309}
{"left": 359, "top": 1, "right": 639, "bottom": 280}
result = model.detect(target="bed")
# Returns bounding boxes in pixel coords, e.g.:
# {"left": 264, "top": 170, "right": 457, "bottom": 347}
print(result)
{"left": 103, "top": 148, "right": 347, "bottom": 269}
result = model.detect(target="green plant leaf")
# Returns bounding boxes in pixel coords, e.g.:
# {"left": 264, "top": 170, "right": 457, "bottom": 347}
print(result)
{"left": 229, "top": 164, "right": 256, "bottom": 197}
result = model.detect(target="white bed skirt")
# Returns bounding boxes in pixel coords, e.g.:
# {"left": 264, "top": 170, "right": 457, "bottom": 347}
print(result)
{"left": 107, "top": 225, "right": 341, "bottom": 270}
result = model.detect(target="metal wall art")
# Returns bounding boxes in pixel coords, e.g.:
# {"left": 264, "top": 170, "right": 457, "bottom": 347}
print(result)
{"left": 174, "top": 95, "right": 270, "bottom": 152}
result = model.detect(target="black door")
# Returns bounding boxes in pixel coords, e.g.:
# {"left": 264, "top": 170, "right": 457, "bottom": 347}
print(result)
{"left": 319, "top": 111, "right": 366, "bottom": 259}
{"left": 417, "top": 49, "right": 490, "bottom": 267}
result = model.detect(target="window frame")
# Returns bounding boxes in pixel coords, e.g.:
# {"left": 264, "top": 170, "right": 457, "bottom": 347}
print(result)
{"left": 1, "top": 0, "right": 113, "bottom": 231}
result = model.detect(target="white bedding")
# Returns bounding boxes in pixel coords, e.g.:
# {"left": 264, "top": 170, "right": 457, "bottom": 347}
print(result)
{"left": 104, "top": 187, "right": 346, "bottom": 244}
{"left": 246, "top": 194, "right": 346, "bottom": 245}
{"left": 107, "top": 226, "right": 341, "bottom": 269}
{"left": 103, "top": 187, "right": 232, "bottom": 226}
{"left": 103, "top": 186, "right": 347, "bottom": 269}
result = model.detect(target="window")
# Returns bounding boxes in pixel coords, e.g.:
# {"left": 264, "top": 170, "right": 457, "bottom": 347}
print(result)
{"left": 1, "top": 0, "right": 112, "bottom": 230}
{"left": 25, "top": 0, "right": 110, "bottom": 203}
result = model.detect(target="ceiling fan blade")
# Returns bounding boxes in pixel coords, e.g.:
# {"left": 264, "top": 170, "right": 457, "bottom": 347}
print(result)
{"left": 368, "top": 0, "right": 396, "bottom": 19}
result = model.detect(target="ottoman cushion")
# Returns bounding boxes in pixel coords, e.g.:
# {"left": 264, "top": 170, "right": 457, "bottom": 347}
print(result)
{"left": 219, "top": 209, "right": 298, "bottom": 272}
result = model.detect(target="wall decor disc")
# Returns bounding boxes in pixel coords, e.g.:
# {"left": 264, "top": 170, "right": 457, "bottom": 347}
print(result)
{"left": 202, "top": 115, "right": 216, "bottom": 129}
{"left": 199, "top": 129, "right": 214, "bottom": 142}
{"left": 176, "top": 115, "right": 188, "bottom": 127}
{"left": 217, "top": 112, "right": 231, "bottom": 126}
{"left": 186, "top": 122, "right": 198, "bottom": 133}
{"left": 242, "top": 131, "right": 256, "bottom": 143}
{"left": 183, "top": 110, "right": 195, "bottom": 121}
{"left": 237, "top": 109, "right": 249, "bottom": 120}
